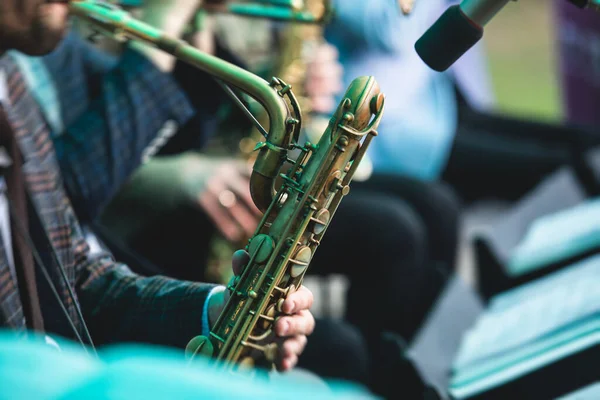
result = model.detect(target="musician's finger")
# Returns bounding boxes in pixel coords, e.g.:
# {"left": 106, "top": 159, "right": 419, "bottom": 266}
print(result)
{"left": 312, "top": 43, "right": 339, "bottom": 63}
{"left": 278, "top": 354, "right": 298, "bottom": 372}
{"left": 398, "top": 0, "right": 415, "bottom": 15}
{"left": 280, "top": 335, "right": 308, "bottom": 358}
{"left": 198, "top": 191, "right": 242, "bottom": 242}
{"left": 237, "top": 159, "right": 254, "bottom": 178}
{"left": 223, "top": 195, "right": 259, "bottom": 239}
{"left": 306, "top": 62, "right": 343, "bottom": 82}
{"left": 201, "top": 177, "right": 252, "bottom": 241}
{"left": 306, "top": 79, "right": 344, "bottom": 99}
{"left": 229, "top": 169, "right": 262, "bottom": 217}
{"left": 275, "top": 310, "right": 315, "bottom": 337}
{"left": 282, "top": 285, "right": 314, "bottom": 314}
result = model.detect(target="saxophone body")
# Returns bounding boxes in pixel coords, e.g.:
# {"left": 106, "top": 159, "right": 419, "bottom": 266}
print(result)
{"left": 193, "top": 77, "right": 383, "bottom": 371}
{"left": 67, "top": 0, "right": 385, "bottom": 371}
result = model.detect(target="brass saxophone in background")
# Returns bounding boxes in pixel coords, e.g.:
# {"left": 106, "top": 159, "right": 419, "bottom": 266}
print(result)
{"left": 67, "top": 0, "right": 385, "bottom": 370}
{"left": 201, "top": 0, "right": 330, "bottom": 23}
{"left": 207, "top": 0, "right": 332, "bottom": 158}
{"left": 261, "top": 0, "right": 330, "bottom": 147}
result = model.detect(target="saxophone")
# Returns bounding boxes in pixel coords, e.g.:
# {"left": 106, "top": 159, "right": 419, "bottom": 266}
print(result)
{"left": 189, "top": 78, "right": 383, "bottom": 371}
{"left": 67, "top": 0, "right": 385, "bottom": 371}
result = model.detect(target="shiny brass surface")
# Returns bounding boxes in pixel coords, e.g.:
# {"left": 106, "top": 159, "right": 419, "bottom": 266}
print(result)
{"left": 67, "top": 0, "right": 384, "bottom": 372}
{"left": 201, "top": 0, "right": 332, "bottom": 23}
{"left": 273, "top": 0, "right": 326, "bottom": 133}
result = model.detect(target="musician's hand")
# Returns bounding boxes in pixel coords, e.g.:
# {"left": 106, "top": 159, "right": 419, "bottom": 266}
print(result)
{"left": 208, "top": 250, "right": 315, "bottom": 371}
{"left": 398, "top": 0, "right": 416, "bottom": 15}
{"left": 179, "top": 154, "right": 262, "bottom": 243}
{"left": 140, "top": 0, "right": 200, "bottom": 35}
{"left": 304, "top": 42, "right": 344, "bottom": 114}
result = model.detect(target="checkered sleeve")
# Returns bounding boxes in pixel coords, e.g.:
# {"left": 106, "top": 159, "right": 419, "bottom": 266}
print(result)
{"left": 68, "top": 206, "right": 218, "bottom": 348}
{"left": 53, "top": 46, "right": 195, "bottom": 221}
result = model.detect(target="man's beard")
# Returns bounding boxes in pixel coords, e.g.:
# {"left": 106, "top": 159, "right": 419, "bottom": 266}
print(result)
{"left": 6, "top": 10, "right": 67, "bottom": 56}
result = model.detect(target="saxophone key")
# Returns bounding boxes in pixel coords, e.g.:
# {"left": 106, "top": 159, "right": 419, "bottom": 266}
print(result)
{"left": 238, "top": 357, "right": 255, "bottom": 371}
{"left": 338, "top": 184, "right": 350, "bottom": 196}
{"left": 248, "top": 328, "right": 273, "bottom": 342}
{"left": 327, "top": 172, "right": 351, "bottom": 195}
{"left": 259, "top": 305, "right": 277, "bottom": 330}
{"left": 278, "top": 192, "right": 289, "bottom": 205}
{"left": 273, "top": 284, "right": 296, "bottom": 298}
{"left": 263, "top": 343, "right": 279, "bottom": 363}
{"left": 342, "top": 112, "right": 354, "bottom": 123}
{"left": 276, "top": 298, "right": 285, "bottom": 313}
{"left": 185, "top": 335, "right": 214, "bottom": 360}
{"left": 247, "top": 234, "right": 275, "bottom": 264}
{"left": 310, "top": 208, "right": 331, "bottom": 235}
{"left": 272, "top": 286, "right": 286, "bottom": 294}
{"left": 241, "top": 340, "right": 265, "bottom": 351}
{"left": 289, "top": 246, "right": 312, "bottom": 278}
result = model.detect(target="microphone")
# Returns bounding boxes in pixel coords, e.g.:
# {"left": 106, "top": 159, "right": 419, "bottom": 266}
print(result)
{"left": 415, "top": 0, "right": 513, "bottom": 72}
{"left": 415, "top": 0, "right": 600, "bottom": 72}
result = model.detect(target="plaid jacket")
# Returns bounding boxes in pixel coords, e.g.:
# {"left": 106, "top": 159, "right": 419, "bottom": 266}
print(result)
{"left": 0, "top": 54, "right": 216, "bottom": 349}
{"left": 22, "top": 32, "right": 196, "bottom": 221}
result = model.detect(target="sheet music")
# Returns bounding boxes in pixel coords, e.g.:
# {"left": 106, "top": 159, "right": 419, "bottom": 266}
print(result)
{"left": 508, "top": 198, "right": 600, "bottom": 276}
{"left": 454, "top": 254, "right": 600, "bottom": 370}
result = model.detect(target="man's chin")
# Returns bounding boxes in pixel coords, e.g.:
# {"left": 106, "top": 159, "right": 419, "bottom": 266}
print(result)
{"left": 26, "top": 3, "right": 70, "bottom": 55}
{"left": 17, "top": 34, "right": 65, "bottom": 56}
{"left": 21, "top": 24, "right": 68, "bottom": 55}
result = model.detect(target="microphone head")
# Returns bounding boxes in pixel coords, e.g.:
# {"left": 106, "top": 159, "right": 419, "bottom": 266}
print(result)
{"left": 415, "top": 5, "right": 484, "bottom": 72}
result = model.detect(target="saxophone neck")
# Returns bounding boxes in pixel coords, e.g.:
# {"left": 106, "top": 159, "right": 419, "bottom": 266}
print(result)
{"left": 68, "top": 0, "right": 298, "bottom": 211}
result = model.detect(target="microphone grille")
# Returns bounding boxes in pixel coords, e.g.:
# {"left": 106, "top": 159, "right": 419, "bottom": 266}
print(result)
{"left": 415, "top": 5, "right": 484, "bottom": 72}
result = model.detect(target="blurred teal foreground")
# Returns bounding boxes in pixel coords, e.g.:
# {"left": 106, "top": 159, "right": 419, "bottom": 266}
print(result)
{"left": 0, "top": 331, "right": 375, "bottom": 400}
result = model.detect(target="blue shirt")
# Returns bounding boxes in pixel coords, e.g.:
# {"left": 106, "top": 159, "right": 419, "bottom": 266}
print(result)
{"left": 326, "top": 0, "right": 495, "bottom": 180}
